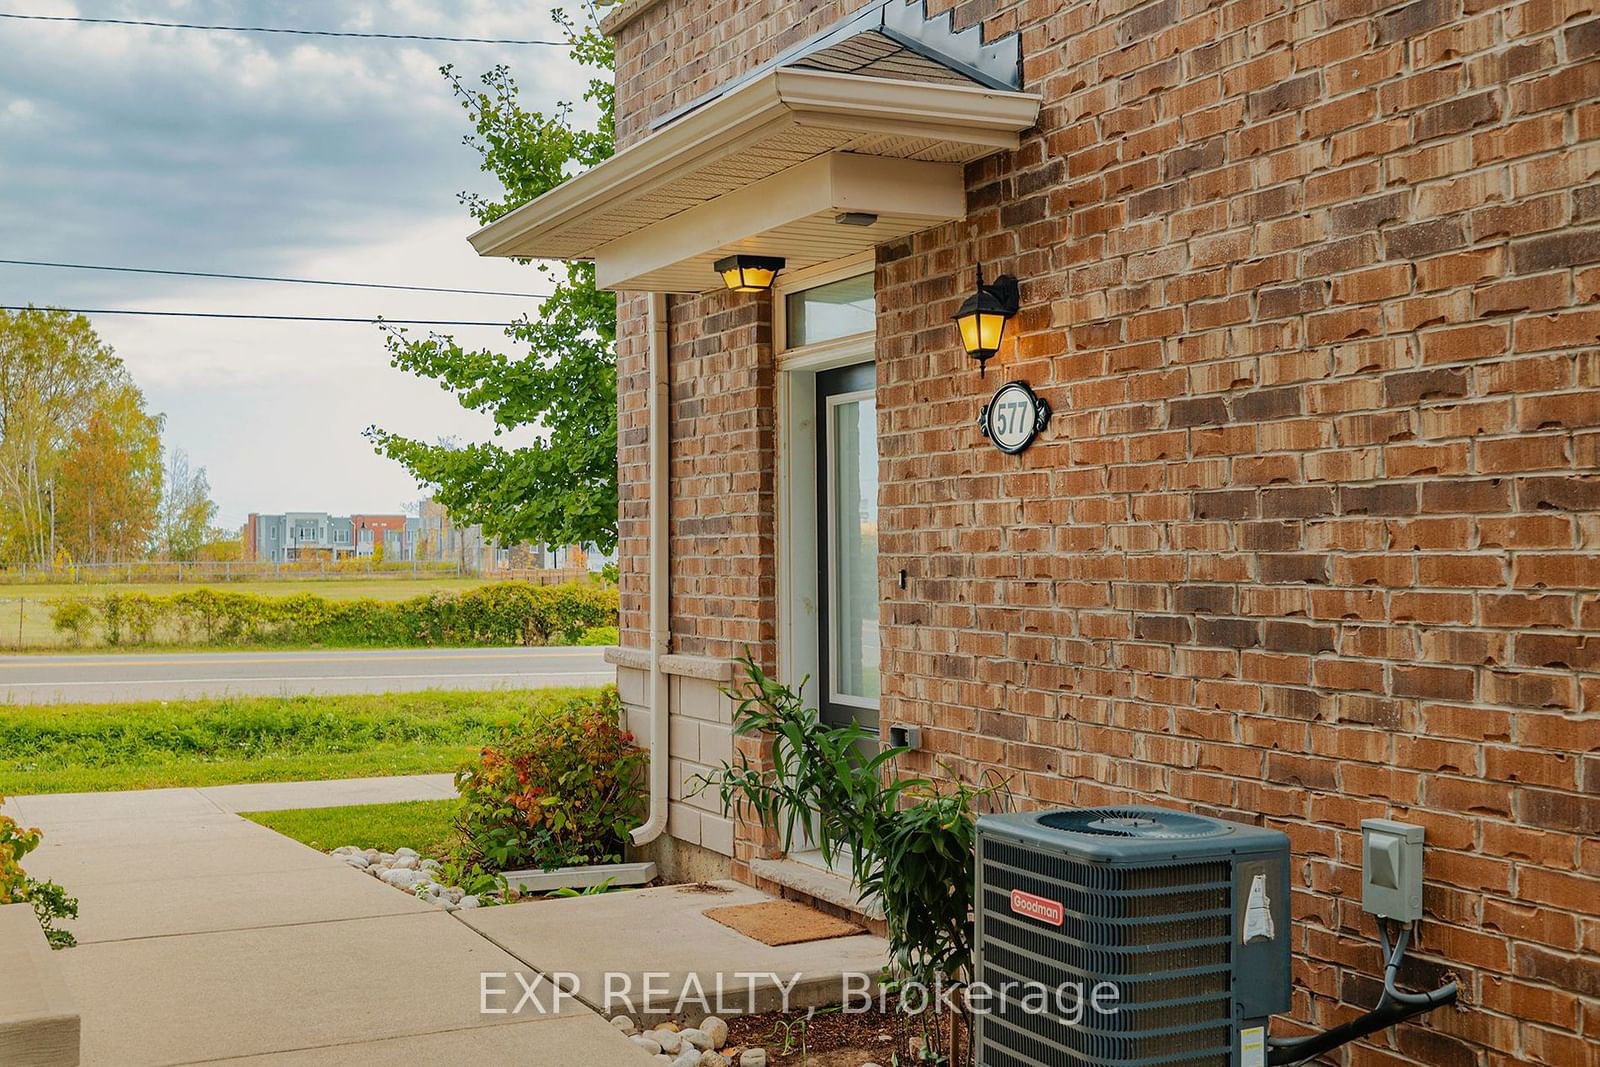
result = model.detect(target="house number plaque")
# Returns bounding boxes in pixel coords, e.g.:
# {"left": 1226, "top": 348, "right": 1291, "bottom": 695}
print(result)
{"left": 979, "top": 380, "right": 1051, "bottom": 454}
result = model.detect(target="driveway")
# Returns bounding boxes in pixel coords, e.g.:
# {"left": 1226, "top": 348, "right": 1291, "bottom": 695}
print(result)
{"left": 6, "top": 779, "right": 655, "bottom": 1066}
{"left": 0, "top": 646, "right": 611, "bottom": 704}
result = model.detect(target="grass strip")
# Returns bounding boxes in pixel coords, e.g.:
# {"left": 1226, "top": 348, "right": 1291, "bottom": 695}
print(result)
{"left": 0, "top": 687, "right": 597, "bottom": 795}
{"left": 244, "top": 799, "right": 461, "bottom": 859}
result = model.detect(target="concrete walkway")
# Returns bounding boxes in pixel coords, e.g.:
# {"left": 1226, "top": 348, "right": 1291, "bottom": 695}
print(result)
{"left": 10, "top": 778, "right": 656, "bottom": 1066}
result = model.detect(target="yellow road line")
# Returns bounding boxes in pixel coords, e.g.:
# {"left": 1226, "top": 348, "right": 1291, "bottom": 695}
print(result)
{"left": 0, "top": 649, "right": 597, "bottom": 671}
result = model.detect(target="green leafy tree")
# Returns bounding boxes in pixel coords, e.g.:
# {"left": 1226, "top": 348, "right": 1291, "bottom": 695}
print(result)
{"left": 0, "top": 308, "right": 128, "bottom": 566}
{"left": 366, "top": 16, "right": 619, "bottom": 551}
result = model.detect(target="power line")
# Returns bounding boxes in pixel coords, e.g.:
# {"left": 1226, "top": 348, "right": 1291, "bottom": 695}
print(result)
{"left": 0, "top": 258, "right": 551, "bottom": 299}
{"left": 0, "top": 306, "right": 522, "bottom": 326}
{"left": 0, "top": 12, "right": 565, "bottom": 45}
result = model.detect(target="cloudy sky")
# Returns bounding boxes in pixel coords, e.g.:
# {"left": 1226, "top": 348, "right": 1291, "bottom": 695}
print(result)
{"left": 0, "top": 1, "right": 595, "bottom": 527}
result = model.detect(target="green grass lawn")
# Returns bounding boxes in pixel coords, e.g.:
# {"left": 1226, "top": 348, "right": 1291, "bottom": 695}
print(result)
{"left": 0, "top": 687, "right": 598, "bottom": 795}
{"left": 0, "top": 576, "right": 501, "bottom": 651}
{"left": 244, "top": 799, "right": 461, "bottom": 859}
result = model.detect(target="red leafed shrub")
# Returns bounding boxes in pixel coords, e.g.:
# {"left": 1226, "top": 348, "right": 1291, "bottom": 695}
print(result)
{"left": 454, "top": 688, "right": 647, "bottom": 871}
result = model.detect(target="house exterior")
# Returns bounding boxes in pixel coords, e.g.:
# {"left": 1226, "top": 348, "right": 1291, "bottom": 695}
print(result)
{"left": 242, "top": 512, "right": 355, "bottom": 562}
{"left": 473, "top": 0, "right": 1600, "bottom": 1063}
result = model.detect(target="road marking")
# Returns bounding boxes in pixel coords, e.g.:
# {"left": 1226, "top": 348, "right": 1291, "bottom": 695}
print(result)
{"left": 1, "top": 671, "right": 613, "bottom": 688}
{"left": 0, "top": 649, "right": 604, "bottom": 670}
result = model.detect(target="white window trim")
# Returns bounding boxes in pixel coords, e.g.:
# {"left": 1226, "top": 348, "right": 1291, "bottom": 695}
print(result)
{"left": 823, "top": 386, "right": 881, "bottom": 712}
{"left": 775, "top": 334, "right": 875, "bottom": 710}
{"left": 774, "top": 250, "right": 874, "bottom": 358}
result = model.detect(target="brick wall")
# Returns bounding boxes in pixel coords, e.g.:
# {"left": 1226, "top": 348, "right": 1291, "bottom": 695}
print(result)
{"left": 610, "top": 0, "right": 1600, "bottom": 1063}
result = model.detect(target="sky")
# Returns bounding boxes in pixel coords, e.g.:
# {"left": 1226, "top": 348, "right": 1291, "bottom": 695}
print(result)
{"left": 0, "top": 0, "right": 597, "bottom": 528}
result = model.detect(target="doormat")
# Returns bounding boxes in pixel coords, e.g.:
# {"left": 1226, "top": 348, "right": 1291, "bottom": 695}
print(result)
{"left": 704, "top": 900, "right": 865, "bottom": 946}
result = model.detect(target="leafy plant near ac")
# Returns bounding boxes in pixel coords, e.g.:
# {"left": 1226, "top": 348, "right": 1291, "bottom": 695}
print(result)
{"left": 0, "top": 794, "right": 77, "bottom": 949}
{"left": 48, "top": 580, "right": 617, "bottom": 649}
{"left": 454, "top": 687, "right": 646, "bottom": 873}
{"left": 697, "top": 657, "right": 997, "bottom": 1066}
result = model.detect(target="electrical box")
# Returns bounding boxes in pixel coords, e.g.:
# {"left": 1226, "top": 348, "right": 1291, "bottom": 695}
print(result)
{"left": 1361, "top": 818, "right": 1425, "bottom": 922}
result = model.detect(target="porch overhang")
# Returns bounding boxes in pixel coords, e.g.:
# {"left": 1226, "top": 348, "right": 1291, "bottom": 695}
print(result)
{"left": 467, "top": 67, "right": 1040, "bottom": 293}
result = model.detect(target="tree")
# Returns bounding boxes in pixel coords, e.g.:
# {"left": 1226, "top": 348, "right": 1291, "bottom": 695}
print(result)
{"left": 54, "top": 383, "right": 165, "bottom": 564}
{"left": 195, "top": 528, "right": 243, "bottom": 562}
{"left": 158, "top": 448, "right": 219, "bottom": 561}
{"left": 365, "top": 16, "right": 619, "bottom": 552}
{"left": 0, "top": 308, "right": 129, "bottom": 566}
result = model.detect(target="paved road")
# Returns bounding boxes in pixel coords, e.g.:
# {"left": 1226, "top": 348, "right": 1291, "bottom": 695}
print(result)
{"left": 0, "top": 646, "right": 612, "bottom": 704}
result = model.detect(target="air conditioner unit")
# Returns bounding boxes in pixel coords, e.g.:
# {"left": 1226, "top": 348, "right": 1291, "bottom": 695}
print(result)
{"left": 974, "top": 806, "right": 1292, "bottom": 1067}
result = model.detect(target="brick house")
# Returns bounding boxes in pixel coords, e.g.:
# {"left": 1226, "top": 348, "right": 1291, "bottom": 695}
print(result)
{"left": 472, "top": 0, "right": 1600, "bottom": 1062}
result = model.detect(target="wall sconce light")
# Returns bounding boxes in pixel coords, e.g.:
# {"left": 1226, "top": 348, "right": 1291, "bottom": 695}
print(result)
{"left": 714, "top": 254, "right": 786, "bottom": 293}
{"left": 953, "top": 264, "right": 1020, "bottom": 377}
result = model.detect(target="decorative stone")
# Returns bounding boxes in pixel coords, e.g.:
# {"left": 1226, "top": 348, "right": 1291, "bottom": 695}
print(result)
{"left": 382, "top": 869, "right": 420, "bottom": 889}
{"left": 341, "top": 853, "right": 369, "bottom": 869}
{"left": 445, "top": 887, "right": 465, "bottom": 904}
{"left": 458, "top": 895, "right": 481, "bottom": 909}
{"left": 695, "top": 1052, "right": 730, "bottom": 1067}
{"left": 700, "top": 1017, "right": 729, "bottom": 1048}
{"left": 656, "top": 1022, "right": 680, "bottom": 1032}
{"left": 363, "top": 849, "right": 380, "bottom": 863}
{"left": 679, "top": 1028, "right": 712, "bottom": 1051}
{"left": 630, "top": 1035, "right": 663, "bottom": 1055}
{"left": 650, "top": 1029, "right": 683, "bottom": 1054}
{"left": 391, "top": 855, "right": 418, "bottom": 870}
{"left": 671, "top": 1052, "right": 700, "bottom": 1067}
{"left": 610, "top": 1015, "right": 636, "bottom": 1035}
{"left": 395, "top": 847, "right": 419, "bottom": 858}
{"left": 737, "top": 1051, "right": 767, "bottom": 1067}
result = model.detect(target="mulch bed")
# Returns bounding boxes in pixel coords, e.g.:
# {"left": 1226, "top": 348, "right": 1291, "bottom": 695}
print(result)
{"left": 725, "top": 1003, "right": 966, "bottom": 1066}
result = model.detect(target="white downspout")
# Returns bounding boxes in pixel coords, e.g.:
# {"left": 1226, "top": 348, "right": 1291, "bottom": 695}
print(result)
{"left": 631, "top": 292, "right": 671, "bottom": 846}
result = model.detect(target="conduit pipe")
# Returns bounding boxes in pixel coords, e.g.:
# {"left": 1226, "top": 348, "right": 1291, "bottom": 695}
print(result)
{"left": 631, "top": 292, "right": 672, "bottom": 846}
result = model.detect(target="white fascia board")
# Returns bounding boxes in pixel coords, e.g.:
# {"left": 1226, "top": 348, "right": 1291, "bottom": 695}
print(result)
{"left": 467, "top": 68, "right": 1040, "bottom": 262}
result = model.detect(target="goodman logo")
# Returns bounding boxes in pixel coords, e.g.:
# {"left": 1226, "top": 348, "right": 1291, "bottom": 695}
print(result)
{"left": 1010, "top": 889, "right": 1064, "bottom": 927}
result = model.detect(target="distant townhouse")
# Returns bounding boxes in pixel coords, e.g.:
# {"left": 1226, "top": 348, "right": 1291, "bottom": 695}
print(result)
{"left": 242, "top": 511, "right": 410, "bottom": 563}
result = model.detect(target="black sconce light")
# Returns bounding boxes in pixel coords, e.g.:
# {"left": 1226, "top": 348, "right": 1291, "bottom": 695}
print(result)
{"left": 952, "top": 264, "right": 1020, "bottom": 377}
{"left": 714, "top": 254, "right": 786, "bottom": 293}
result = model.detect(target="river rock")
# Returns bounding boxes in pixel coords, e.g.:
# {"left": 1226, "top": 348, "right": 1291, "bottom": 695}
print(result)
{"left": 630, "top": 1035, "right": 663, "bottom": 1056}
{"left": 679, "top": 1028, "right": 712, "bottom": 1051}
{"left": 696, "top": 1052, "right": 730, "bottom": 1067}
{"left": 737, "top": 1051, "right": 767, "bottom": 1067}
{"left": 459, "top": 895, "right": 481, "bottom": 909}
{"left": 649, "top": 1030, "right": 683, "bottom": 1054}
{"left": 700, "top": 1017, "right": 728, "bottom": 1047}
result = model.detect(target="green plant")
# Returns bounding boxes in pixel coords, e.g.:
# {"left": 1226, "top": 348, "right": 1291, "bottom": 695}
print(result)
{"left": 1, "top": 793, "right": 77, "bottom": 949}
{"left": 49, "top": 580, "right": 618, "bottom": 650}
{"left": 578, "top": 625, "right": 618, "bottom": 646}
{"left": 48, "top": 597, "right": 94, "bottom": 645}
{"left": 545, "top": 876, "right": 617, "bottom": 898}
{"left": 454, "top": 687, "right": 646, "bottom": 872}
{"left": 697, "top": 657, "right": 996, "bottom": 1066}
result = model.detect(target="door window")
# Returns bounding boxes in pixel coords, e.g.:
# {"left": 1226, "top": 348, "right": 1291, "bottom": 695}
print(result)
{"left": 816, "top": 362, "right": 879, "bottom": 729}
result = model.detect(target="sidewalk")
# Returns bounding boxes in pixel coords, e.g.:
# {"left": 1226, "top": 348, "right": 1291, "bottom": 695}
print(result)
{"left": 11, "top": 777, "right": 656, "bottom": 1066}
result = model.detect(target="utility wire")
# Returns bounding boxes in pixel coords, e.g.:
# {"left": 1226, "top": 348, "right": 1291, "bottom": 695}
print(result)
{"left": 0, "top": 306, "right": 522, "bottom": 327}
{"left": 0, "top": 258, "right": 551, "bottom": 299}
{"left": 0, "top": 12, "right": 565, "bottom": 45}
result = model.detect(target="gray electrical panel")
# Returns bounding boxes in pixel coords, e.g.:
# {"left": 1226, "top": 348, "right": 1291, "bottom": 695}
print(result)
{"left": 1361, "top": 818, "right": 1425, "bottom": 922}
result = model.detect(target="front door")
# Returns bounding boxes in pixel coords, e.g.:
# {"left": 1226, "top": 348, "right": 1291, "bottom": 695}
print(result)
{"left": 816, "top": 362, "right": 880, "bottom": 733}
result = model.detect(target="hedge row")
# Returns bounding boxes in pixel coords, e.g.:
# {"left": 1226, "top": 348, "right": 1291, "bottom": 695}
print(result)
{"left": 49, "top": 582, "right": 618, "bottom": 648}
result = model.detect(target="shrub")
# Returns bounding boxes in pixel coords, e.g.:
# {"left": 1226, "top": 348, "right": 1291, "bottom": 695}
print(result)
{"left": 0, "top": 794, "right": 77, "bottom": 949}
{"left": 455, "top": 688, "right": 647, "bottom": 872}
{"left": 49, "top": 598, "right": 95, "bottom": 646}
{"left": 52, "top": 580, "right": 618, "bottom": 649}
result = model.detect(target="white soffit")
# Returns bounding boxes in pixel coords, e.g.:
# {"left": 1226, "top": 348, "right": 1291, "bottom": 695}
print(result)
{"left": 467, "top": 67, "right": 1040, "bottom": 294}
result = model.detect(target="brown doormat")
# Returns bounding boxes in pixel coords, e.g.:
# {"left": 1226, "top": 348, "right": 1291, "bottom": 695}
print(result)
{"left": 704, "top": 900, "right": 865, "bottom": 946}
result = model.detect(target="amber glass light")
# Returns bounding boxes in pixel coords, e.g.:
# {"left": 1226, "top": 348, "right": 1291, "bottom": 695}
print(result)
{"left": 952, "top": 265, "right": 1020, "bottom": 377}
{"left": 714, "top": 254, "right": 786, "bottom": 293}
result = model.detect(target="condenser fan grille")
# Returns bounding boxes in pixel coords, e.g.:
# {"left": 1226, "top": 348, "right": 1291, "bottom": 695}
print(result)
{"left": 1038, "top": 807, "right": 1234, "bottom": 840}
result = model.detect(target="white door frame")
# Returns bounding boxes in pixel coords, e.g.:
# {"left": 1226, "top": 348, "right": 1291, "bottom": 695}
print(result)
{"left": 775, "top": 334, "right": 875, "bottom": 709}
